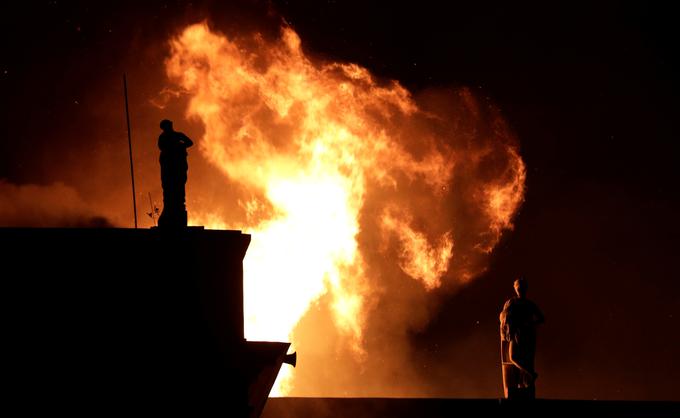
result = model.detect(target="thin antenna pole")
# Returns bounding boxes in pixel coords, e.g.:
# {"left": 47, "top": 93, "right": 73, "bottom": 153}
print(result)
{"left": 123, "top": 73, "right": 138, "bottom": 228}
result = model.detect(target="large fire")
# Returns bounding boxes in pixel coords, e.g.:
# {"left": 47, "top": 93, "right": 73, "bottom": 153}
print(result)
{"left": 164, "top": 22, "right": 525, "bottom": 395}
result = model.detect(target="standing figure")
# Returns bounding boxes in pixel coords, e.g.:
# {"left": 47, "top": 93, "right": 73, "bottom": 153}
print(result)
{"left": 157, "top": 119, "right": 193, "bottom": 229}
{"left": 499, "top": 277, "right": 544, "bottom": 399}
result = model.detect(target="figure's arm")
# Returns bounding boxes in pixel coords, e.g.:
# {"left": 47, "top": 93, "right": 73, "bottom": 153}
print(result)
{"left": 180, "top": 133, "right": 194, "bottom": 148}
{"left": 508, "top": 342, "right": 523, "bottom": 371}
{"left": 509, "top": 340, "right": 536, "bottom": 379}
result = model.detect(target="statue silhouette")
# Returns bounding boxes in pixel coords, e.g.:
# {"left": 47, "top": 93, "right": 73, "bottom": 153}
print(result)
{"left": 499, "top": 277, "right": 544, "bottom": 399}
{"left": 157, "top": 119, "right": 193, "bottom": 229}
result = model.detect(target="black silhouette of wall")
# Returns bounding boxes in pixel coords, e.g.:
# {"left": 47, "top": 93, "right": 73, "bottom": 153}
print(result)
{"left": 2, "top": 228, "right": 253, "bottom": 415}
{"left": 262, "top": 398, "right": 679, "bottom": 418}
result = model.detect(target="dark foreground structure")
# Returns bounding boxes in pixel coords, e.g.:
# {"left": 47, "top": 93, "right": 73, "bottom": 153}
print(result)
{"left": 3, "top": 228, "right": 677, "bottom": 417}
{"left": 263, "top": 398, "right": 679, "bottom": 418}
{"left": 2, "top": 227, "right": 292, "bottom": 417}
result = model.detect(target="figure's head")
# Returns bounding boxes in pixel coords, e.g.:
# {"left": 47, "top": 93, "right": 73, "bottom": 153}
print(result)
{"left": 160, "top": 119, "right": 173, "bottom": 132}
{"left": 514, "top": 277, "right": 528, "bottom": 298}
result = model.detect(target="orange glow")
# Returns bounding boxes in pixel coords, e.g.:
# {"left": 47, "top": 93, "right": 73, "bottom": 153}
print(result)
{"left": 165, "top": 22, "right": 525, "bottom": 395}
{"left": 381, "top": 207, "right": 453, "bottom": 290}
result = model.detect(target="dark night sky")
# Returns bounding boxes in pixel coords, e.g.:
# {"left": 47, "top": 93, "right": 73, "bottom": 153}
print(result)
{"left": 1, "top": 1, "right": 678, "bottom": 400}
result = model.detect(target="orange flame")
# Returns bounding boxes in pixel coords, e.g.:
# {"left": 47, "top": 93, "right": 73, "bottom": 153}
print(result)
{"left": 165, "top": 22, "right": 525, "bottom": 395}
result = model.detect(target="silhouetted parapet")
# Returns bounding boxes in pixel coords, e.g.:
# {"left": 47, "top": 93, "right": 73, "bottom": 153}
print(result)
{"left": 262, "top": 398, "right": 680, "bottom": 418}
{"left": 2, "top": 227, "right": 252, "bottom": 415}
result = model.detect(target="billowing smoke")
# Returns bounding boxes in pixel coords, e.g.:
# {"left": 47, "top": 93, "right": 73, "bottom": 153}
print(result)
{"left": 0, "top": 180, "right": 114, "bottom": 228}
{"left": 163, "top": 22, "right": 525, "bottom": 395}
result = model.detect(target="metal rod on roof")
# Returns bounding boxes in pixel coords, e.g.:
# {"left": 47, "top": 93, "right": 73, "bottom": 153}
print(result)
{"left": 123, "top": 73, "right": 138, "bottom": 229}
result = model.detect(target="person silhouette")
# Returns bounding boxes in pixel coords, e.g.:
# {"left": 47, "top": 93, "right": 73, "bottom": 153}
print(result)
{"left": 499, "top": 277, "right": 544, "bottom": 398}
{"left": 157, "top": 119, "right": 193, "bottom": 229}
